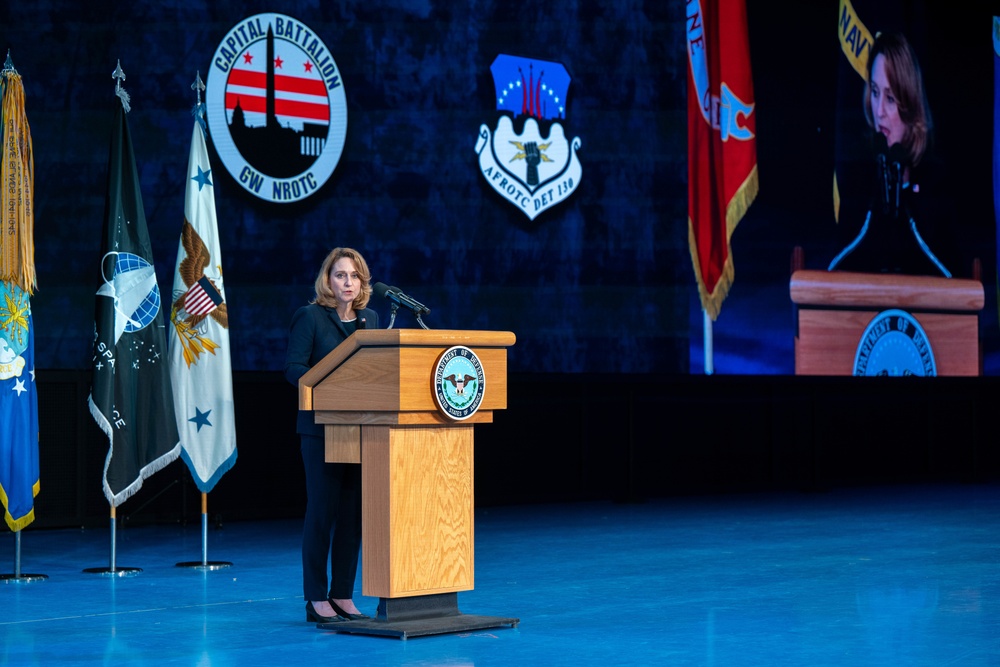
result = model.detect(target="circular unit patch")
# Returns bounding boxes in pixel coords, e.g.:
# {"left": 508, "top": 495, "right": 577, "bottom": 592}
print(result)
{"left": 853, "top": 309, "right": 936, "bottom": 376}
{"left": 205, "top": 13, "right": 348, "bottom": 203}
{"left": 433, "top": 346, "right": 486, "bottom": 421}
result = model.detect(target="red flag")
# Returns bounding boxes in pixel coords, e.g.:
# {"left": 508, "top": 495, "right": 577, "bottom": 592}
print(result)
{"left": 687, "top": 0, "right": 758, "bottom": 320}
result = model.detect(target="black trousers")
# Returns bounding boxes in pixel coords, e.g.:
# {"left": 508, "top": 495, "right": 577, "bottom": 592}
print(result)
{"left": 300, "top": 435, "right": 362, "bottom": 601}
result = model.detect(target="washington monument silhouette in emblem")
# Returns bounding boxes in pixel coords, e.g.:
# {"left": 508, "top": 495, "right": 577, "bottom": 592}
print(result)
{"left": 226, "top": 26, "right": 330, "bottom": 178}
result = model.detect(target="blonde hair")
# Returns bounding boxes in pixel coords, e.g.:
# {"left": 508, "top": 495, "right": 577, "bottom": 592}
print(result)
{"left": 311, "top": 247, "right": 372, "bottom": 310}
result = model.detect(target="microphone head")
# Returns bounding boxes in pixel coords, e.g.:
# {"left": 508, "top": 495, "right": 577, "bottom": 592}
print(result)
{"left": 373, "top": 282, "right": 390, "bottom": 299}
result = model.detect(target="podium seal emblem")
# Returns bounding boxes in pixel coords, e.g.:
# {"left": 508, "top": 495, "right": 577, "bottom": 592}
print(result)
{"left": 433, "top": 346, "right": 486, "bottom": 420}
{"left": 853, "top": 309, "right": 936, "bottom": 376}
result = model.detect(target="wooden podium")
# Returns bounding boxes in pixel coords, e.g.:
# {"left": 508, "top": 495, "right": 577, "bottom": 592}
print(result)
{"left": 298, "top": 328, "right": 519, "bottom": 638}
{"left": 790, "top": 269, "right": 984, "bottom": 376}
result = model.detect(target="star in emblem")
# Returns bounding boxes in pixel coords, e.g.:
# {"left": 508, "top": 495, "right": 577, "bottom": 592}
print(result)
{"left": 189, "top": 407, "right": 213, "bottom": 431}
{"left": 12, "top": 378, "right": 27, "bottom": 396}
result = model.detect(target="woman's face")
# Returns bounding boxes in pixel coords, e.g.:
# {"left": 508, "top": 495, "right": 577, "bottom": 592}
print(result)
{"left": 870, "top": 54, "right": 906, "bottom": 148}
{"left": 327, "top": 257, "right": 359, "bottom": 310}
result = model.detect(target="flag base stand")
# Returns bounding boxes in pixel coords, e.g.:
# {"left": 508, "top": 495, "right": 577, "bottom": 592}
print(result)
{"left": 82, "top": 566, "right": 142, "bottom": 577}
{"left": 3, "top": 531, "right": 47, "bottom": 583}
{"left": 318, "top": 593, "right": 519, "bottom": 640}
{"left": 175, "top": 561, "right": 232, "bottom": 571}
{"left": 175, "top": 494, "right": 232, "bottom": 571}
{"left": 83, "top": 507, "right": 141, "bottom": 577}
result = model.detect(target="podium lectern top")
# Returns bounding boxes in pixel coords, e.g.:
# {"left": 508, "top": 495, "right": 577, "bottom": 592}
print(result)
{"left": 791, "top": 269, "right": 984, "bottom": 312}
{"left": 299, "top": 329, "right": 516, "bottom": 414}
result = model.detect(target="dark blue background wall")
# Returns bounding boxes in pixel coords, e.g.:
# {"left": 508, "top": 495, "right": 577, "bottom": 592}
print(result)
{"left": 4, "top": 1, "right": 996, "bottom": 378}
{"left": 5, "top": 1, "right": 688, "bottom": 375}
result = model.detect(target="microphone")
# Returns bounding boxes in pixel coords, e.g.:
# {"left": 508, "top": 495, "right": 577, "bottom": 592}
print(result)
{"left": 886, "top": 143, "right": 908, "bottom": 218}
{"left": 874, "top": 134, "right": 891, "bottom": 215}
{"left": 373, "top": 282, "right": 431, "bottom": 315}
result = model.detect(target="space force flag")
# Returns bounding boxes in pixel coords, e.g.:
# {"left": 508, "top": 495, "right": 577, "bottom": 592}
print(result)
{"left": 168, "top": 117, "right": 237, "bottom": 492}
{"left": 686, "top": 0, "right": 758, "bottom": 320}
{"left": 1, "top": 61, "right": 39, "bottom": 531}
{"left": 89, "top": 92, "right": 180, "bottom": 506}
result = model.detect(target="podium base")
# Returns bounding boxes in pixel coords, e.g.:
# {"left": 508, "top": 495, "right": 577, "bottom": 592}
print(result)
{"left": 317, "top": 592, "right": 519, "bottom": 639}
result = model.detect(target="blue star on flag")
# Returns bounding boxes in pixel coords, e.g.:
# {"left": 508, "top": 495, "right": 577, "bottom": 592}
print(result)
{"left": 188, "top": 406, "right": 212, "bottom": 431}
{"left": 191, "top": 165, "right": 212, "bottom": 191}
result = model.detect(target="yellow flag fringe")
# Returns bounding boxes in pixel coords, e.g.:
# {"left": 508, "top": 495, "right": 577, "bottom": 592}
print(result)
{"left": 689, "top": 164, "right": 759, "bottom": 321}
{"left": 1, "top": 69, "right": 36, "bottom": 294}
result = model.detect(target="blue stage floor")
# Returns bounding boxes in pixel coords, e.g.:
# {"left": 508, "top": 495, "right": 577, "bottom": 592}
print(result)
{"left": 4, "top": 484, "right": 1000, "bottom": 665}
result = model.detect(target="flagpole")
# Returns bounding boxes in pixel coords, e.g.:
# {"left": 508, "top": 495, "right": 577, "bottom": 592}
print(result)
{"left": 176, "top": 492, "right": 232, "bottom": 571}
{"left": 84, "top": 505, "right": 141, "bottom": 577}
{"left": 173, "top": 71, "right": 234, "bottom": 573}
{"left": 703, "top": 309, "right": 714, "bottom": 375}
{"left": 1, "top": 52, "right": 44, "bottom": 584}
{"left": 0, "top": 530, "right": 47, "bottom": 583}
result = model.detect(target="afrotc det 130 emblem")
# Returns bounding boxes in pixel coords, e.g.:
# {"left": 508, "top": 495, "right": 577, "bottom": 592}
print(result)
{"left": 475, "top": 54, "right": 582, "bottom": 221}
{"left": 205, "top": 13, "right": 347, "bottom": 203}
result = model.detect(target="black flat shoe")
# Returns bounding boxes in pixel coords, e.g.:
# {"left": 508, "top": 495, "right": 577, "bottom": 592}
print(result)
{"left": 328, "top": 599, "right": 370, "bottom": 621}
{"left": 306, "top": 601, "right": 344, "bottom": 624}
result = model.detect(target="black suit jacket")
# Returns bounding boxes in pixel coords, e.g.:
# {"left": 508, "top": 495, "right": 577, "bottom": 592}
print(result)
{"left": 284, "top": 303, "right": 380, "bottom": 437}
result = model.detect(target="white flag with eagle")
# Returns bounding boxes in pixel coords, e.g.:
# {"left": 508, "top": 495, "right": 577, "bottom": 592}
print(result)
{"left": 169, "top": 115, "right": 237, "bottom": 492}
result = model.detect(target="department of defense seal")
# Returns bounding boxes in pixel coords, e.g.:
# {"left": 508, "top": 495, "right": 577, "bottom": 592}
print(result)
{"left": 206, "top": 13, "right": 347, "bottom": 203}
{"left": 433, "top": 346, "right": 486, "bottom": 420}
{"left": 853, "top": 309, "right": 936, "bottom": 376}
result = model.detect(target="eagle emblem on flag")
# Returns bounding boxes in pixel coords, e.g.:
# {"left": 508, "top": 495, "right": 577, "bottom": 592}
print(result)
{"left": 170, "top": 221, "right": 229, "bottom": 368}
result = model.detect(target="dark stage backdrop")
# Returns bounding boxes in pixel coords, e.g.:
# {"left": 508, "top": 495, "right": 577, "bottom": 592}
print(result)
{"left": 5, "top": 1, "right": 688, "bottom": 375}
{"left": 3, "top": 1, "right": 996, "bottom": 377}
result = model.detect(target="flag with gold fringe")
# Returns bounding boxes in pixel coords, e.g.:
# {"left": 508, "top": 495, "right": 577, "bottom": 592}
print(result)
{"left": 686, "top": 0, "right": 758, "bottom": 321}
{"left": 89, "top": 73, "right": 179, "bottom": 506}
{"left": 169, "top": 107, "right": 237, "bottom": 492}
{"left": 0, "top": 58, "right": 40, "bottom": 532}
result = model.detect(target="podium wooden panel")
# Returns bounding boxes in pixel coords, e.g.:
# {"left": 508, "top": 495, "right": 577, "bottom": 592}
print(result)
{"left": 790, "top": 270, "right": 983, "bottom": 376}
{"left": 299, "top": 328, "right": 518, "bottom": 638}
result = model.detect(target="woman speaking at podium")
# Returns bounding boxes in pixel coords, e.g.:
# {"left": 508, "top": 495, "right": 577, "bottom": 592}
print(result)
{"left": 828, "top": 31, "right": 952, "bottom": 277}
{"left": 285, "top": 247, "right": 379, "bottom": 623}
